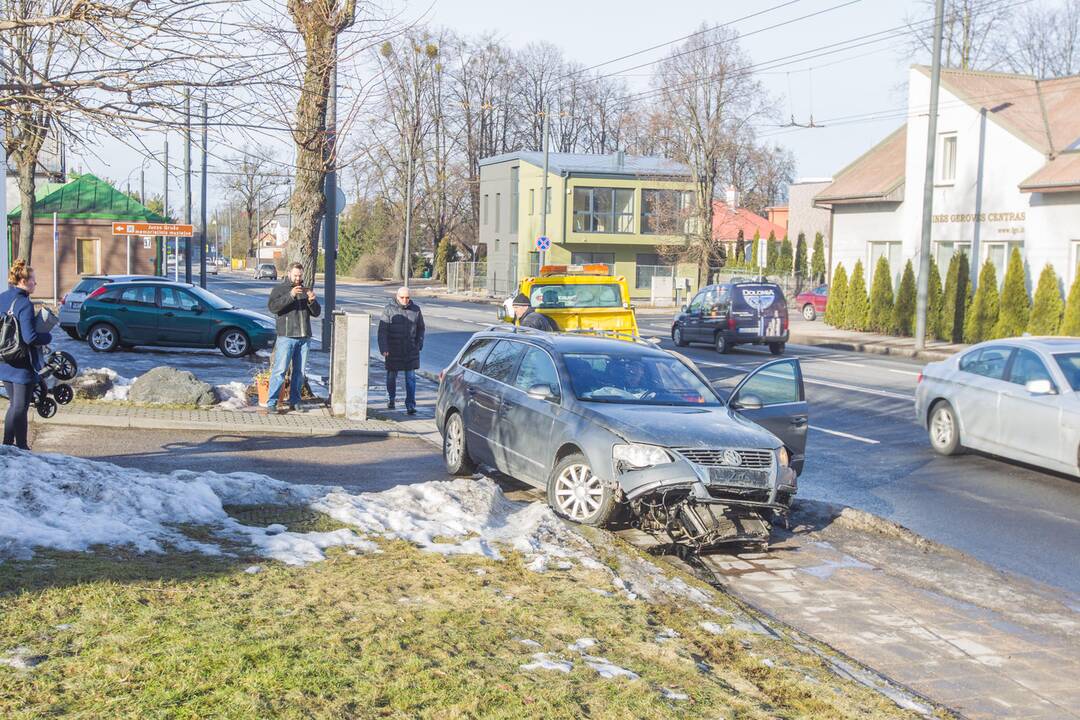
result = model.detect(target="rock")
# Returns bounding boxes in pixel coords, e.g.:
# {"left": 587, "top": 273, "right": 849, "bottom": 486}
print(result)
{"left": 127, "top": 367, "right": 216, "bottom": 407}
{"left": 70, "top": 371, "right": 113, "bottom": 400}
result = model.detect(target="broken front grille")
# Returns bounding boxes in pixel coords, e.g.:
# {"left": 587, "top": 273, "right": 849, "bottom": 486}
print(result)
{"left": 673, "top": 448, "right": 774, "bottom": 469}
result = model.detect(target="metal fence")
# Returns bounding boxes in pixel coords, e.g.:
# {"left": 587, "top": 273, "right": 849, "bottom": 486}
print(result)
{"left": 446, "top": 261, "right": 488, "bottom": 295}
{"left": 708, "top": 269, "right": 817, "bottom": 305}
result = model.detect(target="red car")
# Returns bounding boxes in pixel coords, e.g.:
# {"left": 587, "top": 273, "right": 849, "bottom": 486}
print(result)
{"left": 796, "top": 285, "right": 828, "bottom": 321}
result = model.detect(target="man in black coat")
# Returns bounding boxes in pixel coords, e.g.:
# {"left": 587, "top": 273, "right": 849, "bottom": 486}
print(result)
{"left": 377, "top": 286, "right": 425, "bottom": 415}
{"left": 512, "top": 292, "right": 558, "bottom": 332}
{"left": 266, "top": 262, "right": 321, "bottom": 413}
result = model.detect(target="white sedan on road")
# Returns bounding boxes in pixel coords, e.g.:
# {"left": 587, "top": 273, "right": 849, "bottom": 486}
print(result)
{"left": 915, "top": 338, "right": 1080, "bottom": 476}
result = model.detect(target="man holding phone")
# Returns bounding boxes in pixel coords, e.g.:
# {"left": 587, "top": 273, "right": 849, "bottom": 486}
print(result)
{"left": 266, "top": 262, "right": 321, "bottom": 413}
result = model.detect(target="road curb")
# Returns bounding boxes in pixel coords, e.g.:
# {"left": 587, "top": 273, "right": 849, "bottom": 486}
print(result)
{"left": 786, "top": 333, "right": 953, "bottom": 362}
{"left": 29, "top": 410, "right": 403, "bottom": 438}
{"left": 790, "top": 499, "right": 942, "bottom": 552}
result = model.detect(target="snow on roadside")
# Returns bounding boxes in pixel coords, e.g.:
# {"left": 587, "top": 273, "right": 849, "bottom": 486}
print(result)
{"left": 0, "top": 449, "right": 593, "bottom": 570}
{"left": 83, "top": 367, "right": 133, "bottom": 401}
{"left": 213, "top": 381, "right": 251, "bottom": 410}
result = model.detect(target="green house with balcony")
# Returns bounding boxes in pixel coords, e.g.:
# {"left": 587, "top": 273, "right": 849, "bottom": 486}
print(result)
{"left": 478, "top": 151, "right": 700, "bottom": 300}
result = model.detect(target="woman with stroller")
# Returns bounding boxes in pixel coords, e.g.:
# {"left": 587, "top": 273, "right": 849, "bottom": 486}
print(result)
{"left": 0, "top": 260, "right": 52, "bottom": 449}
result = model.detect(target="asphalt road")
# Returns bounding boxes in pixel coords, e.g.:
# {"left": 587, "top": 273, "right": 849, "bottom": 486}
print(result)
{"left": 207, "top": 272, "right": 1080, "bottom": 599}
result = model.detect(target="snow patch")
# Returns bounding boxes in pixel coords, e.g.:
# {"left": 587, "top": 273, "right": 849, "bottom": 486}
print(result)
{"left": 661, "top": 688, "right": 689, "bottom": 701}
{"left": 214, "top": 381, "right": 251, "bottom": 410}
{"left": 84, "top": 367, "right": 133, "bottom": 401}
{"left": 699, "top": 622, "right": 724, "bottom": 635}
{"left": 519, "top": 653, "right": 572, "bottom": 674}
{"left": 567, "top": 637, "right": 597, "bottom": 654}
{"left": 582, "top": 655, "right": 639, "bottom": 680}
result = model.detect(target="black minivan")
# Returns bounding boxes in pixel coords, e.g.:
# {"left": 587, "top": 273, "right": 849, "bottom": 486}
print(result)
{"left": 671, "top": 279, "right": 789, "bottom": 354}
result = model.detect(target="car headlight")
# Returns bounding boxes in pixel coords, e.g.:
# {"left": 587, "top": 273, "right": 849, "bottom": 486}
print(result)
{"left": 777, "top": 446, "right": 790, "bottom": 467}
{"left": 254, "top": 318, "right": 275, "bottom": 330}
{"left": 612, "top": 443, "right": 673, "bottom": 470}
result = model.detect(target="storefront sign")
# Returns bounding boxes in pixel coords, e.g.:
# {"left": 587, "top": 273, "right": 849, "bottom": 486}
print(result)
{"left": 931, "top": 211, "right": 1025, "bottom": 239}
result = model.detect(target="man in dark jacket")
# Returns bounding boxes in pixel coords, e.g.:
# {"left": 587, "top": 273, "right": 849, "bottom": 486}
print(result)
{"left": 378, "top": 286, "right": 425, "bottom": 415}
{"left": 512, "top": 292, "right": 558, "bottom": 332}
{"left": 266, "top": 262, "right": 321, "bottom": 413}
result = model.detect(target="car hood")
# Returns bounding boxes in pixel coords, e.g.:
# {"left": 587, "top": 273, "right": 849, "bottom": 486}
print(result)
{"left": 576, "top": 402, "right": 780, "bottom": 450}
{"left": 226, "top": 308, "right": 275, "bottom": 325}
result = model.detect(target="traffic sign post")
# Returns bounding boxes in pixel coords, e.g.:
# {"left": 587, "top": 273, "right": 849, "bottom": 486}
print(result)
{"left": 535, "top": 235, "right": 551, "bottom": 252}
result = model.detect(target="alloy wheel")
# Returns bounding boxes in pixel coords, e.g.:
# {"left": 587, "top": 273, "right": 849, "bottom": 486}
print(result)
{"left": 932, "top": 408, "right": 953, "bottom": 448}
{"left": 445, "top": 415, "right": 464, "bottom": 468}
{"left": 553, "top": 463, "right": 603, "bottom": 521}
{"left": 90, "top": 326, "right": 114, "bottom": 351}
{"left": 223, "top": 331, "right": 248, "bottom": 356}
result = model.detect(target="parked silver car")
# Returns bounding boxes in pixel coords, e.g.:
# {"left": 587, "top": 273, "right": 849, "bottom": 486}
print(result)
{"left": 58, "top": 274, "right": 158, "bottom": 338}
{"left": 915, "top": 337, "right": 1080, "bottom": 476}
{"left": 436, "top": 328, "right": 808, "bottom": 549}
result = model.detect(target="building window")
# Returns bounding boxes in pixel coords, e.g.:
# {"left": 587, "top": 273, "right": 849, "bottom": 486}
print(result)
{"left": 635, "top": 252, "right": 673, "bottom": 289}
{"left": 572, "top": 187, "right": 634, "bottom": 233}
{"left": 529, "top": 189, "right": 535, "bottom": 215}
{"left": 483, "top": 194, "right": 489, "bottom": 225}
{"left": 641, "top": 189, "right": 695, "bottom": 234}
{"left": 495, "top": 193, "right": 501, "bottom": 232}
{"left": 1071, "top": 241, "right": 1080, "bottom": 286}
{"left": 938, "top": 134, "right": 957, "bottom": 184}
{"left": 509, "top": 167, "right": 519, "bottom": 230}
{"left": 570, "top": 252, "right": 615, "bottom": 274}
{"left": 935, "top": 241, "right": 1021, "bottom": 288}
{"left": 545, "top": 187, "right": 552, "bottom": 215}
{"left": 867, "top": 241, "right": 903, "bottom": 287}
{"left": 529, "top": 251, "right": 540, "bottom": 277}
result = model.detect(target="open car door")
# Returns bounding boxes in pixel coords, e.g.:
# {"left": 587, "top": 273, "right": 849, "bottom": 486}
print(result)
{"left": 728, "top": 358, "right": 808, "bottom": 475}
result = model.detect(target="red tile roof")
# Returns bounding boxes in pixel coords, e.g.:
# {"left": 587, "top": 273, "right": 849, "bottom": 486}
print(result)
{"left": 712, "top": 201, "right": 788, "bottom": 241}
{"left": 815, "top": 125, "right": 907, "bottom": 204}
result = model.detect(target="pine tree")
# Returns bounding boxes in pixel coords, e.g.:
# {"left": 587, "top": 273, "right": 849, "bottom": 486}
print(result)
{"left": 765, "top": 230, "right": 778, "bottom": 273}
{"left": 750, "top": 230, "right": 760, "bottom": 269}
{"left": 434, "top": 236, "right": 457, "bottom": 282}
{"left": 825, "top": 264, "right": 848, "bottom": 327}
{"left": 1028, "top": 264, "right": 1063, "bottom": 336}
{"left": 927, "top": 255, "right": 944, "bottom": 340}
{"left": 845, "top": 260, "right": 869, "bottom": 331}
{"left": 811, "top": 232, "right": 826, "bottom": 284}
{"left": 794, "top": 232, "right": 808, "bottom": 278}
{"left": 965, "top": 261, "right": 1000, "bottom": 344}
{"left": 778, "top": 236, "right": 794, "bottom": 275}
{"left": 941, "top": 252, "right": 971, "bottom": 343}
{"left": 867, "top": 255, "right": 895, "bottom": 333}
{"left": 992, "top": 247, "right": 1029, "bottom": 339}
{"left": 893, "top": 260, "right": 917, "bottom": 336}
{"left": 735, "top": 229, "right": 745, "bottom": 264}
{"left": 1060, "top": 266, "right": 1080, "bottom": 335}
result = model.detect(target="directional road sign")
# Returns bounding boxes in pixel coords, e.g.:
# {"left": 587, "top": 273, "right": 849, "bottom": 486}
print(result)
{"left": 112, "top": 222, "right": 193, "bottom": 237}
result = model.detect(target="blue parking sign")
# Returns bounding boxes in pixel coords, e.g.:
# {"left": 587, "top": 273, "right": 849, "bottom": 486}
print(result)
{"left": 536, "top": 235, "right": 550, "bottom": 251}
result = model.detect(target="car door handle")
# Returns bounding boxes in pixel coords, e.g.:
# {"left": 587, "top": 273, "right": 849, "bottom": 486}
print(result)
{"left": 118, "top": 307, "right": 128, "bottom": 312}
{"left": 790, "top": 417, "right": 808, "bottom": 428}
{"left": 163, "top": 312, "right": 175, "bottom": 317}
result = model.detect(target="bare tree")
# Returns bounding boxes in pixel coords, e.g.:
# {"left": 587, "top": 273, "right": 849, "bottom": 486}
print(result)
{"left": 906, "top": 0, "right": 1012, "bottom": 70}
{"left": 513, "top": 42, "right": 564, "bottom": 151}
{"left": 218, "top": 146, "right": 289, "bottom": 258}
{"left": 1003, "top": 0, "right": 1080, "bottom": 77}
{"left": 654, "top": 23, "right": 771, "bottom": 285}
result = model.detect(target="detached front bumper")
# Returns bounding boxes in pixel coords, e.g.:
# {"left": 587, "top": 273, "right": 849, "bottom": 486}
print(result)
{"left": 619, "top": 454, "right": 796, "bottom": 513}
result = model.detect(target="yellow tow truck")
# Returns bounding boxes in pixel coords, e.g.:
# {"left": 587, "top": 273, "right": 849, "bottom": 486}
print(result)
{"left": 500, "top": 264, "right": 641, "bottom": 339}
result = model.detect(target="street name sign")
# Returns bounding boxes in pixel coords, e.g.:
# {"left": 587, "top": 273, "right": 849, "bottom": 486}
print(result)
{"left": 112, "top": 222, "right": 193, "bottom": 237}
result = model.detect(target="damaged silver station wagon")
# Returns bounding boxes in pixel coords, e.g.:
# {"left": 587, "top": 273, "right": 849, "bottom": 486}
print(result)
{"left": 435, "top": 328, "right": 808, "bottom": 549}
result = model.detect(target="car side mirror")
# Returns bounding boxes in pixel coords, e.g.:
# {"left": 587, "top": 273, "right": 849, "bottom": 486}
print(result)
{"left": 527, "top": 383, "right": 557, "bottom": 402}
{"left": 193, "top": 304, "right": 205, "bottom": 314}
{"left": 496, "top": 305, "right": 507, "bottom": 321}
{"left": 680, "top": 304, "right": 688, "bottom": 313}
{"left": 732, "top": 393, "right": 764, "bottom": 411}
{"left": 1026, "top": 379, "right": 1055, "bottom": 395}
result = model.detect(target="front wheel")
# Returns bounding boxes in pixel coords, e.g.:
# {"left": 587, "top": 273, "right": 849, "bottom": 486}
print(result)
{"left": 715, "top": 333, "right": 731, "bottom": 354}
{"left": 672, "top": 326, "right": 689, "bottom": 347}
{"left": 442, "top": 411, "right": 476, "bottom": 476}
{"left": 802, "top": 304, "right": 816, "bottom": 321}
{"left": 547, "top": 453, "right": 619, "bottom": 527}
{"left": 928, "top": 401, "right": 962, "bottom": 456}
{"left": 219, "top": 329, "right": 251, "bottom": 358}
{"left": 88, "top": 323, "right": 119, "bottom": 352}
{"left": 769, "top": 342, "right": 785, "bottom": 355}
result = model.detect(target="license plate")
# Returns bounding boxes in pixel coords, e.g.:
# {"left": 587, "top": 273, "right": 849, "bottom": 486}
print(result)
{"left": 738, "top": 327, "right": 757, "bottom": 334}
{"left": 70, "top": 302, "right": 81, "bottom": 309}
{"left": 707, "top": 467, "right": 768, "bottom": 487}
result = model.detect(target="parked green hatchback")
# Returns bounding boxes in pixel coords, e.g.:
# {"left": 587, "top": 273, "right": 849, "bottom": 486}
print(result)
{"left": 78, "top": 281, "right": 276, "bottom": 358}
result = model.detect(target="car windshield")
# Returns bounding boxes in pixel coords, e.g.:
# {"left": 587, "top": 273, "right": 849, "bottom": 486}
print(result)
{"left": 530, "top": 283, "right": 623, "bottom": 309}
{"left": 187, "top": 285, "right": 232, "bottom": 310}
{"left": 563, "top": 352, "right": 720, "bottom": 406}
{"left": 1053, "top": 353, "right": 1080, "bottom": 391}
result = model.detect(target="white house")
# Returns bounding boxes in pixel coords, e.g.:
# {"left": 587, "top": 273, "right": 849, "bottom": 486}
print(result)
{"left": 816, "top": 66, "right": 1080, "bottom": 290}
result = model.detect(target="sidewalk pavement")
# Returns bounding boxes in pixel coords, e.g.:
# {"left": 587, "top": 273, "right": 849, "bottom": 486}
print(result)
{"left": 787, "top": 317, "right": 967, "bottom": 362}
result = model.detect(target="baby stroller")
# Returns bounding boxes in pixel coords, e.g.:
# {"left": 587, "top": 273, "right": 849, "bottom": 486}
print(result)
{"left": 30, "top": 307, "right": 78, "bottom": 418}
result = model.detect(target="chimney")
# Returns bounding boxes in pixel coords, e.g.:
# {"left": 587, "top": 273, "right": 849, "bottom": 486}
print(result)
{"left": 725, "top": 185, "right": 740, "bottom": 208}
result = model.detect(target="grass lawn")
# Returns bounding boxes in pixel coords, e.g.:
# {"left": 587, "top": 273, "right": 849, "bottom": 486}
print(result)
{"left": 0, "top": 507, "right": 942, "bottom": 719}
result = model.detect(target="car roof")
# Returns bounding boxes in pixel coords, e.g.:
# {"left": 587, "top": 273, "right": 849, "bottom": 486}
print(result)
{"left": 104, "top": 279, "right": 199, "bottom": 289}
{"left": 471, "top": 328, "right": 671, "bottom": 358}
{"left": 968, "top": 337, "right": 1080, "bottom": 353}
{"left": 80, "top": 274, "right": 157, "bottom": 282}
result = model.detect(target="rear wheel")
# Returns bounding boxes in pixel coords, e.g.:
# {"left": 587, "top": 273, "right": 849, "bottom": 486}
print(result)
{"left": 442, "top": 411, "right": 476, "bottom": 476}
{"left": 88, "top": 323, "right": 119, "bottom": 352}
{"left": 928, "top": 401, "right": 962, "bottom": 456}
{"left": 769, "top": 342, "right": 785, "bottom": 355}
{"left": 715, "top": 333, "right": 731, "bottom": 354}
{"left": 219, "top": 329, "right": 251, "bottom": 358}
{"left": 547, "top": 453, "right": 619, "bottom": 527}
{"left": 802, "top": 304, "right": 816, "bottom": 321}
{"left": 672, "top": 326, "right": 689, "bottom": 347}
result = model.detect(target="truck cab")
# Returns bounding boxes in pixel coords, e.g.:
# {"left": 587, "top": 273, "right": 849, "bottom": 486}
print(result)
{"left": 501, "top": 264, "right": 640, "bottom": 339}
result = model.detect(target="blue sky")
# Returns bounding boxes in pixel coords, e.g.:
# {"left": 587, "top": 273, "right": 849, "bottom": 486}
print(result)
{"left": 75, "top": 0, "right": 923, "bottom": 205}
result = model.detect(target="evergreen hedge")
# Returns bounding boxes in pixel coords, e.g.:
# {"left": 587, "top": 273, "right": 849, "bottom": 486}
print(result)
{"left": 750, "top": 230, "right": 761, "bottom": 269}
{"left": 825, "top": 264, "right": 848, "bottom": 327}
{"left": 778, "top": 236, "right": 794, "bottom": 275}
{"left": 893, "top": 260, "right": 917, "bottom": 336}
{"left": 1028, "top": 264, "right": 1063, "bottom": 335}
{"left": 811, "top": 233, "right": 826, "bottom": 284}
{"left": 927, "top": 255, "right": 944, "bottom": 340}
{"left": 795, "top": 232, "right": 808, "bottom": 278}
{"left": 964, "top": 261, "right": 999, "bottom": 344}
{"left": 867, "top": 255, "right": 895, "bottom": 333}
{"left": 941, "top": 252, "right": 971, "bottom": 343}
{"left": 1061, "top": 266, "right": 1080, "bottom": 335}
{"left": 992, "top": 247, "right": 1029, "bottom": 339}
{"left": 845, "top": 260, "right": 869, "bottom": 331}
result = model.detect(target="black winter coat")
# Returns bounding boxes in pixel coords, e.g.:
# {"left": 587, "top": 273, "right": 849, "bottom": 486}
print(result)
{"left": 378, "top": 299, "right": 425, "bottom": 371}
{"left": 267, "top": 281, "right": 321, "bottom": 338}
{"left": 517, "top": 308, "right": 558, "bottom": 332}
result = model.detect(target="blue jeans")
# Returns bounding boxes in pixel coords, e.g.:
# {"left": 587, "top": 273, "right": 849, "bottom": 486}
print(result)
{"left": 387, "top": 369, "right": 416, "bottom": 410}
{"left": 267, "top": 336, "right": 309, "bottom": 407}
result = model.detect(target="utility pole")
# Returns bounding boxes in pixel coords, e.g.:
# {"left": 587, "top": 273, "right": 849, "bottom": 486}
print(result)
{"left": 199, "top": 99, "right": 208, "bottom": 288}
{"left": 539, "top": 108, "right": 550, "bottom": 268}
{"left": 321, "top": 41, "right": 338, "bottom": 350}
{"left": 403, "top": 135, "right": 413, "bottom": 289}
{"left": 184, "top": 90, "right": 193, "bottom": 284}
{"left": 165, "top": 138, "right": 176, "bottom": 281}
{"left": 140, "top": 166, "right": 145, "bottom": 205}
{"left": 914, "top": 0, "right": 946, "bottom": 351}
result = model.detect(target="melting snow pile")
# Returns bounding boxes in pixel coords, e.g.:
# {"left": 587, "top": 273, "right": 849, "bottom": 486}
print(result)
{"left": 213, "top": 382, "right": 251, "bottom": 410}
{"left": 84, "top": 367, "right": 133, "bottom": 401}
{"left": 0, "top": 448, "right": 589, "bottom": 569}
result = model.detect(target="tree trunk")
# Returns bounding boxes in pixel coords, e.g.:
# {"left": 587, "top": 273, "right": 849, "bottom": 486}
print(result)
{"left": 16, "top": 157, "right": 36, "bottom": 263}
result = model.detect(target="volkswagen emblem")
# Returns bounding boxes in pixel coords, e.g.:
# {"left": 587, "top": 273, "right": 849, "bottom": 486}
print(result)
{"left": 721, "top": 449, "right": 743, "bottom": 466}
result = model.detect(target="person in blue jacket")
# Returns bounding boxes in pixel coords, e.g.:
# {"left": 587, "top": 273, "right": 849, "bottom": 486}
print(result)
{"left": 0, "top": 260, "right": 52, "bottom": 449}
